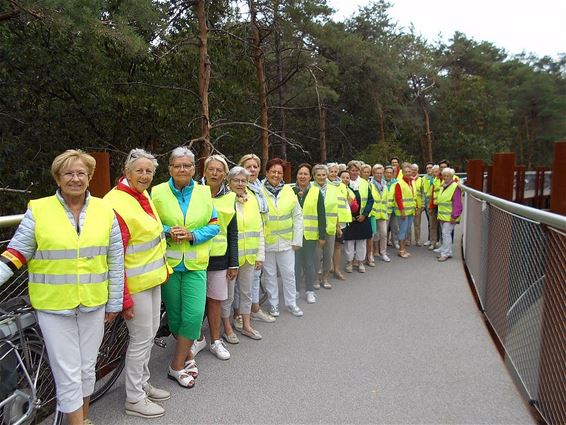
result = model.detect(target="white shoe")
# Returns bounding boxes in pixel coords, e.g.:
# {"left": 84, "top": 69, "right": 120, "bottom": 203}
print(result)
{"left": 433, "top": 248, "right": 442, "bottom": 254}
{"left": 287, "top": 305, "right": 304, "bottom": 317}
{"left": 382, "top": 254, "right": 391, "bottom": 262}
{"left": 394, "top": 242, "right": 400, "bottom": 250}
{"left": 269, "top": 305, "right": 280, "bottom": 317}
{"left": 306, "top": 291, "right": 316, "bottom": 304}
{"left": 358, "top": 263, "right": 366, "bottom": 273}
{"left": 125, "top": 398, "right": 165, "bottom": 418}
{"left": 209, "top": 339, "right": 230, "bottom": 360}
{"left": 251, "top": 309, "right": 276, "bottom": 322}
{"left": 190, "top": 336, "right": 207, "bottom": 358}
{"left": 423, "top": 240, "right": 432, "bottom": 246}
{"left": 142, "top": 382, "right": 170, "bottom": 402}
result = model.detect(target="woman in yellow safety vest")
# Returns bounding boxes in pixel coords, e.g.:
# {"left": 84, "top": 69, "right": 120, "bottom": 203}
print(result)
{"left": 224, "top": 166, "right": 264, "bottom": 340}
{"left": 293, "top": 163, "right": 326, "bottom": 305}
{"left": 199, "top": 155, "right": 238, "bottom": 360}
{"left": 237, "top": 153, "right": 275, "bottom": 324}
{"left": 434, "top": 168, "right": 462, "bottom": 262}
{"left": 151, "top": 147, "right": 219, "bottom": 389}
{"left": 422, "top": 162, "right": 435, "bottom": 247}
{"left": 370, "top": 164, "right": 391, "bottom": 262}
{"left": 428, "top": 165, "right": 442, "bottom": 251}
{"left": 0, "top": 150, "right": 123, "bottom": 425}
{"left": 262, "top": 158, "right": 304, "bottom": 318}
{"left": 410, "top": 163, "right": 425, "bottom": 246}
{"left": 104, "top": 149, "right": 171, "bottom": 419}
{"left": 393, "top": 162, "right": 416, "bottom": 258}
{"left": 327, "top": 163, "right": 348, "bottom": 281}
{"left": 342, "top": 160, "right": 374, "bottom": 273}
{"left": 312, "top": 163, "right": 340, "bottom": 290}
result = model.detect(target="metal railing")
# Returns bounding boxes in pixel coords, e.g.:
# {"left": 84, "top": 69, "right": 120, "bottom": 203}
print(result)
{"left": 460, "top": 184, "right": 566, "bottom": 425}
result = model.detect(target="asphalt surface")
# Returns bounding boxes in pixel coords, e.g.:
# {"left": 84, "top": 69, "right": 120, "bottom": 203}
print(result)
{"left": 87, "top": 224, "right": 535, "bottom": 425}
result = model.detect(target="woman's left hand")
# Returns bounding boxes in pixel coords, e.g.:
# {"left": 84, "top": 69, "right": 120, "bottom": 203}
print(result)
{"left": 105, "top": 312, "right": 119, "bottom": 323}
{"left": 319, "top": 239, "right": 326, "bottom": 247}
{"left": 227, "top": 268, "right": 239, "bottom": 280}
{"left": 357, "top": 215, "right": 366, "bottom": 223}
{"left": 254, "top": 261, "right": 263, "bottom": 270}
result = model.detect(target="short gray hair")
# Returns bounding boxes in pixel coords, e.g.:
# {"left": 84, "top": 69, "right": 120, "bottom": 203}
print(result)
{"left": 312, "top": 164, "right": 328, "bottom": 175}
{"left": 372, "top": 163, "right": 384, "bottom": 171}
{"left": 327, "top": 162, "right": 338, "bottom": 170}
{"left": 124, "top": 148, "right": 158, "bottom": 173}
{"left": 411, "top": 163, "right": 419, "bottom": 170}
{"left": 227, "top": 166, "right": 250, "bottom": 181}
{"left": 347, "top": 160, "right": 362, "bottom": 171}
{"left": 442, "top": 167, "right": 455, "bottom": 177}
{"left": 169, "top": 146, "right": 195, "bottom": 164}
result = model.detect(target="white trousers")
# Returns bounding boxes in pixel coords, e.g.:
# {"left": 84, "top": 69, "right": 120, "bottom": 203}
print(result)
{"left": 373, "top": 219, "right": 389, "bottom": 256}
{"left": 344, "top": 240, "right": 367, "bottom": 262}
{"left": 263, "top": 249, "right": 297, "bottom": 308}
{"left": 37, "top": 308, "right": 105, "bottom": 413}
{"left": 125, "top": 286, "right": 161, "bottom": 403}
{"left": 439, "top": 222, "right": 456, "bottom": 257}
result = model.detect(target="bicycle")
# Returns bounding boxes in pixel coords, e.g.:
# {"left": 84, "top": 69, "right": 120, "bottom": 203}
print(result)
{"left": 0, "top": 297, "right": 62, "bottom": 425}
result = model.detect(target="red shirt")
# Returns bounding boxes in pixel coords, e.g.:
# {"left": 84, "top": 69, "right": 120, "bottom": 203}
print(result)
{"left": 395, "top": 176, "right": 413, "bottom": 211}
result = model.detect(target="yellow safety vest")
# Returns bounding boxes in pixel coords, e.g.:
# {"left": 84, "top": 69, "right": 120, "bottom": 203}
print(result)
{"left": 104, "top": 188, "right": 170, "bottom": 294}
{"left": 423, "top": 176, "right": 433, "bottom": 200}
{"left": 356, "top": 178, "right": 370, "bottom": 214}
{"left": 27, "top": 196, "right": 114, "bottom": 310}
{"left": 413, "top": 176, "right": 424, "bottom": 209}
{"left": 151, "top": 182, "right": 213, "bottom": 271}
{"left": 263, "top": 184, "right": 296, "bottom": 245}
{"left": 237, "top": 189, "right": 262, "bottom": 266}
{"left": 302, "top": 185, "right": 321, "bottom": 241}
{"left": 210, "top": 191, "right": 236, "bottom": 257}
{"left": 437, "top": 182, "right": 461, "bottom": 223}
{"left": 432, "top": 177, "right": 443, "bottom": 206}
{"left": 394, "top": 179, "right": 416, "bottom": 217}
{"left": 387, "top": 182, "right": 397, "bottom": 215}
{"left": 323, "top": 183, "right": 339, "bottom": 236}
{"left": 335, "top": 182, "right": 352, "bottom": 224}
{"left": 370, "top": 181, "right": 389, "bottom": 220}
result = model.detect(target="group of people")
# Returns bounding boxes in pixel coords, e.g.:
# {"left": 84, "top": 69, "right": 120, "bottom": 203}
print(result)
{"left": 0, "top": 148, "right": 462, "bottom": 424}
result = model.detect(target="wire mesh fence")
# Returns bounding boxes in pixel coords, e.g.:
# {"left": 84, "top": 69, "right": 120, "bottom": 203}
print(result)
{"left": 462, "top": 187, "right": 566, "bottom": 425}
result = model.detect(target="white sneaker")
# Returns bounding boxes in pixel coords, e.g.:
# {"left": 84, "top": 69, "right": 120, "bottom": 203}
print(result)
{"left": 382, "top": 254, "right": 391, "bottom": 262}
{"left": 287, "top": 305, "right": 304, "bottom": 317}
{"left": 358, "top": 263, "right": 366, "bottom": 273}
{"left": 423, "top": 240, "right": 432, "bottom": 246}
{"left": 251, "top": 309, "right": 276, "bottom": 322}
{"left": 433, "top": 248, "right": 442, "bottom": 254}
{"left": 142, "top": 382, "right": 170, "bottom": 402}
{"left": 190, "top": 336, "right": 207, "bottom": 357}
{"left": 125, "top": 397, "right": 165, "bottom": 418}
{"left": 394, "top": 242, "right": 400, "bottom": 250}
{"left": 269, "top": 305, "right": 280, "bottom": 317}
{"left": 306, "top": 291, "right": 316, "bottom": 304}
{"left": 209, "top": 339, "right": 230, "bottom": 360}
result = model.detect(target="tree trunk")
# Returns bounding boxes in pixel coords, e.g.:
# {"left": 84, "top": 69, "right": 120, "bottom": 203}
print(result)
{"left": 320, "top": 106, "right": 327, "bottom": 163}
{"left": 249, "top": 0, "right": 270, "bottom": 171}
{"left": 419, "top": 98, "right": 433, "bottom": 163}
{"left": 196, "top": 0, "right": 211, "bottom": 172}
{"left": 372, "top": 90, "right": 388, "bottom": 159}
{"left": 273, "top": 0, "right": 286, "bottom": 160}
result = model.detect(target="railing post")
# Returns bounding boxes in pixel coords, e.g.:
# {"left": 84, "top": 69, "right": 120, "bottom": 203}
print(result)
{"left": 550, "top": 141, "right": 566, "bottom": 215}
{"left": 466, "top": 159, "right": 484, "bottom": 190}
{"left": 491, "top": 152, "right": 515, "bottom": 200}
{"left": 534, "top": 167, "right": 548, "bottom": 209}
{"left": 514, "top": 165, "right": 526, "bottom": 204}
{"left": 89, "top": 152, "right": 111, "bottom": 197}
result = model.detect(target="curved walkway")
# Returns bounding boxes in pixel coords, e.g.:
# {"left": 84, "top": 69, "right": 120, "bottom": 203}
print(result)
{"left": 90, "top": 227, "right": 535, "bottom": 424}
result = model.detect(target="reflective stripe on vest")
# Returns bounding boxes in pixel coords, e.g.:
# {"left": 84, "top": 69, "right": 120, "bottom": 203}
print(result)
{"left": 302, "top": 185, "right": 320, "bottom": 240}
{"left": 151, "top": 182, "right": 213, "bottom": 271}
{"left": 437, "top": 182, "right": 461, "bottom": 223}
{"left": 394, "top": 179, "right": 416, "bottom": 216}
{"left": 336, "top": 183, "right": 352, "bottom": 224}
{"left": 323, "top": 184, "right": 339, "bottom": 235}
{"left": 27, "top": 196, "right": 114, "bottom": 310}
{"left": 237, "top": 189, "right": 262, "bottom": 266}
{"left": 211, "top": 192, "right": 236, "bottom": 257}
{"left": 263, "top": 184, "right": 296, "bottom": 245}
{"left": 356, "top": 178, "right": 370, "bottom": 213}
{"left": 104, "top": 188, "right": 170, "bottom": 294}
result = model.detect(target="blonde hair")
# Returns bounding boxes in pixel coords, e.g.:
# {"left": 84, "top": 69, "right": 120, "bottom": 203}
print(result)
{"left": 204, "top": 154, "right": 229, "bottom": 174}
{"left": 51, "top": 149, "right": 96, "bottom": 181}
{"left": 238, "top": 153, "right": 260, "bottom": 168}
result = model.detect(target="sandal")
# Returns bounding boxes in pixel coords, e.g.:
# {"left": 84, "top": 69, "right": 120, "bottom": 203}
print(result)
{"left": 333, "top": 270, "right": 346, "bottom": 281}
{"left": 168, "top": 366, "right": 195, "bottom": 388}
{"left": 183, "top": 359, "right": 199, "bottom": 378}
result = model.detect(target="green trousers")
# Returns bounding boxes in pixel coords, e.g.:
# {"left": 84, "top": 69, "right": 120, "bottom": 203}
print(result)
{"left": 161, "top": 270, "right": 206, "bottom": 340}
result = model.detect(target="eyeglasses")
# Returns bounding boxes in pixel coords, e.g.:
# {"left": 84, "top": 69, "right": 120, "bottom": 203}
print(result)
{"left": 231, "top": 179, "right": 248, "bottom": 185}
{"left": 171, "top": 163, "right": 194, "bottom": 170}
{"left": 60, "top": 171, "right": 89, "bottom": 180}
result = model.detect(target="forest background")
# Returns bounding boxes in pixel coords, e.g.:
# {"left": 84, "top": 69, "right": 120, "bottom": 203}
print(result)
{"left": 1, "top": 0, "right": 565, "bottom": 214}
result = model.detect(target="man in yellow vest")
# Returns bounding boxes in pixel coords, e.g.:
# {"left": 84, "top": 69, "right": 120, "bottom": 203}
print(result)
{"left": 410, "top": 163, "right": 425, "bottom": 246}
{"left": 434, "top": 168, "right": 462, "bottom": 262}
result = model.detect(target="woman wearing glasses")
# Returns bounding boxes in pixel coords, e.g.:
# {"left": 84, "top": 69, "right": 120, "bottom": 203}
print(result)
{"left": 0, "top": 150, "right": 123, "bottom": 425}
{"left": 104, "top": 149, "right": 172, "bottom": 419}
{"left": 152, "top": 147, "right": 219, "bottom": 387}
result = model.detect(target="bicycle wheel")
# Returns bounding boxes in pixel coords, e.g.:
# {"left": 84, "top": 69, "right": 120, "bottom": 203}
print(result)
{"left": 90, "top": 316, "right": 129, "bottom": 403}
{"left": 0, "top": 341, "right": 60, "bottom": 425}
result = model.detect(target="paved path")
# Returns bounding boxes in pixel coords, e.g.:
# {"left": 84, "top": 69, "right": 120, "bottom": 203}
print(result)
{"left": 89, "top": 227, "right": 535, "bottom": 424}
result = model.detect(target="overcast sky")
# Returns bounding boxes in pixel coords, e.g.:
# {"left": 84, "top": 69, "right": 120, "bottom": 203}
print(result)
{"left": 328, "top": 0, "right": 566, "bottom": 59}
